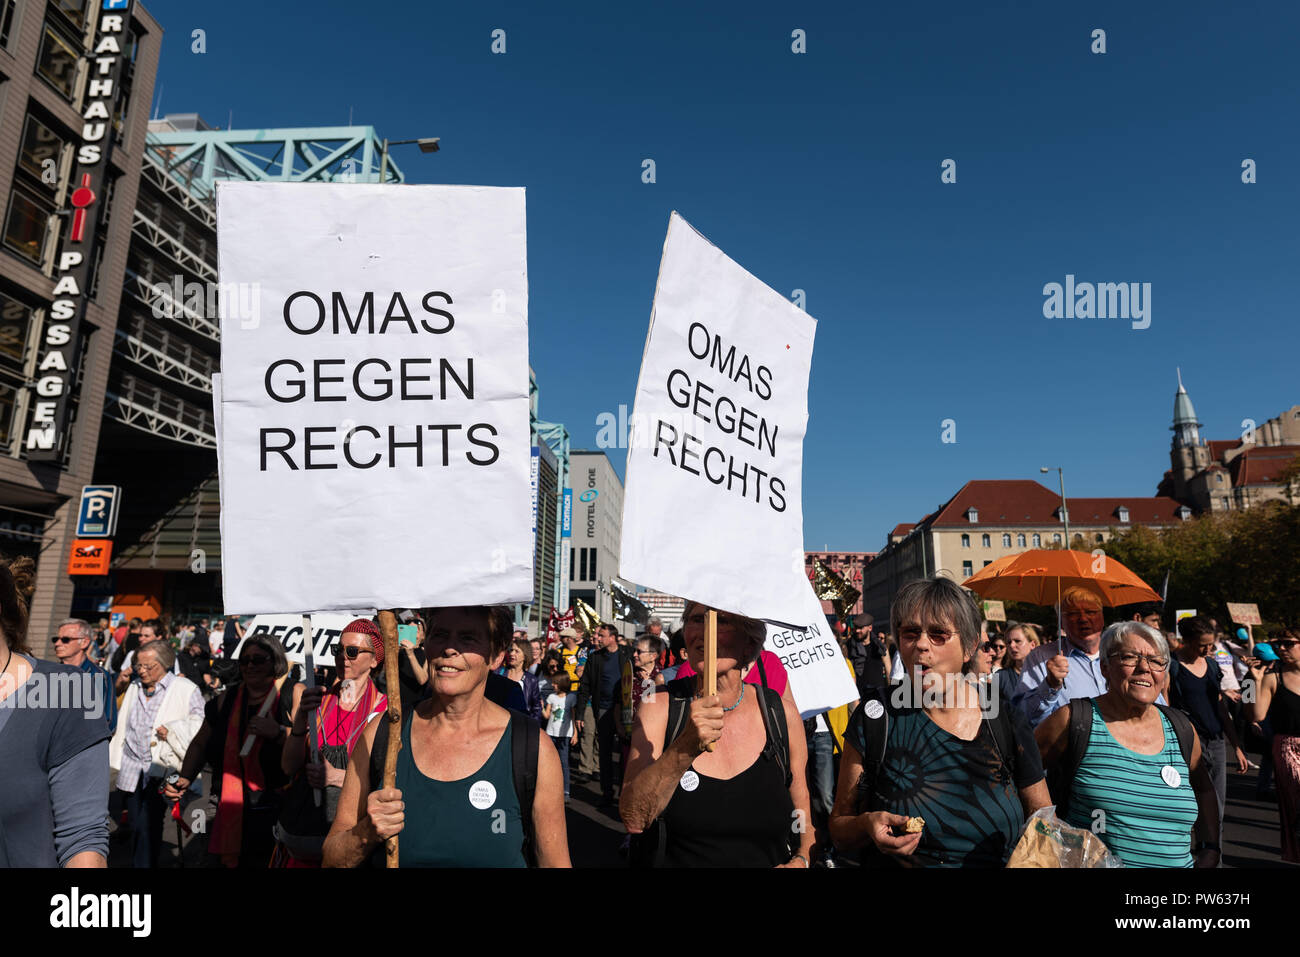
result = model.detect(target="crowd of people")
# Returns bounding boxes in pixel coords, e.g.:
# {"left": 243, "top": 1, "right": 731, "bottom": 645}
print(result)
{"left": 3, "top": 553, "right": 1297, "bottom": 870}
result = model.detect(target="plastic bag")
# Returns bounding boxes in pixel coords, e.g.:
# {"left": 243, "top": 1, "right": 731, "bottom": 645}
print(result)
{"left": 1006, "top": 806, "right": 1123, "bottom": 868}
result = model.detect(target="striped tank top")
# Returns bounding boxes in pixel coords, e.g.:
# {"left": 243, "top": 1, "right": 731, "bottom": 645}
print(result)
{"left": 1065, "top": 700, "right": 1198, "bottom": 867}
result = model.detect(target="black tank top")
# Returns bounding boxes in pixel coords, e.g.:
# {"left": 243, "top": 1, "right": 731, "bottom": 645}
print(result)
{"left": 660, "top": 698, "right": 795, "bottom": 867}
{"left": 1268, "top": 676, "right": 1300, "bottom": 737}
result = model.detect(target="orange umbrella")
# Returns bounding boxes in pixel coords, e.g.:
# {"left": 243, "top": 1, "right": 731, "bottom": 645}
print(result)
{"left": 961, "top": 549, "right": 1161, "bottom": 607}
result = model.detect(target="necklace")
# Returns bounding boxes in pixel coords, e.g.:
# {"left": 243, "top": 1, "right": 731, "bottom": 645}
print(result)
{"left": 722, "top": 682, "right": 746, "bottom": 713}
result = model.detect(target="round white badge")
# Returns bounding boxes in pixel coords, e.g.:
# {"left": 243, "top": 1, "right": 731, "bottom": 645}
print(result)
{"left": 1160, "top": 765, "right": 1182, "bottom": 789}
{"left": 680, "top": 770, "right": 700, "bottom": 792}
{"left": 864, "top": 700, "right": 885, "bottom": 720}
{"left": 468, "top": 780, "right": 497, "bottom": 810}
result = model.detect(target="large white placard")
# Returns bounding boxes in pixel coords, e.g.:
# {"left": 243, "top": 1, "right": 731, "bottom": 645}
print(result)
{"left": 620, "top": 212, "right": 815, "bottom": 624}
{"left": 764, "top": 580, "right": 859, "bottom": 719}
{"left": 217, "top": 183, "right": 533, "bottom": 613}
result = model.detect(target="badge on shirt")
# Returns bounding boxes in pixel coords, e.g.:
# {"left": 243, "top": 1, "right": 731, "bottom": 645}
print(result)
{"left": 468, "top": 780, "right": 497, "bottom": 809}
{"left": 680, "top": 770, "right": 700, "bottom": 792}
{"left": 864, "top": 700, "right": 885, "bottom": 720}
{"left": 1160, "top": 766, "right": 1182, "bottom": 789}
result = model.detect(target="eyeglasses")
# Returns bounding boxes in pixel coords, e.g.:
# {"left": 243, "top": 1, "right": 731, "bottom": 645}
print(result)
{"left": 1274, "top": 640, "right": 1299, "bottom": 650}
{"left": 240, "top": 655, "right": 271, "bottom": 667}
{"left": 52, "top": 635, "right": 81, "bottom": 644}
{"left": 334, "top": 645, "right": 373, "bottom": 660}
{"left": 899, "top": 626, "right": 956, "bottom": 645}
{"left": 1109, "top": 652, "right": 1169, "bottom": 672}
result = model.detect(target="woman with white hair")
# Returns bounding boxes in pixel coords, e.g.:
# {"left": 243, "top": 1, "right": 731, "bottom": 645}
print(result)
{"left": 1035, "top": 621, "right": 1221, "bottom": 867}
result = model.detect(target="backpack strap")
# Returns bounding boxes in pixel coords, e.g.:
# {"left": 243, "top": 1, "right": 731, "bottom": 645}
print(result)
{"left": 853, "top": 685, "right": 890, "bottom": 813}
{"left": 510, "top": 711, "right": 540, "bottom": 867}
{"left": 663, "top": 679, "right": 694, "bottom": 753}
{"left": 1154, "top": 703, "right": 1196, "bottom": 770}
{"left": 752, "top": 655, "right": 792, "bottom": 789}
{"left": 982, "top": 696, "right": 1017, "bottom": 784}
{"left": 1052, "top": 697, "right": 1094, "bottom": 819}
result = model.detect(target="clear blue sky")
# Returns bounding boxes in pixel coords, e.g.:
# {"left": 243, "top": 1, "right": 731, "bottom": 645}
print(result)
{"left": 144, "top": 0, "right": 1299, "bottom": 551}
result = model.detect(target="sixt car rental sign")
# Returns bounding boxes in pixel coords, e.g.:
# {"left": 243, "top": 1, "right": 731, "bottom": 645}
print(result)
{"left": 25, "top": 0, "right": 134, "bottom": 461}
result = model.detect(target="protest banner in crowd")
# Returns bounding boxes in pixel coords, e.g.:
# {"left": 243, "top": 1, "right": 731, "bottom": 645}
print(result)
{"left": 231, "top": 612, "right": 370, "bottom": 665}
{"left": 764, "top": 580, "right": 858, "bottom": 718}
{"left": 215, "top": 183, "right": 533, "bottom": 614}
{"left": 620, "top": 212, "right": 816, "bottom": 626}
{"left": 1227, "top": 602, "right": 1262, "bottom": 626}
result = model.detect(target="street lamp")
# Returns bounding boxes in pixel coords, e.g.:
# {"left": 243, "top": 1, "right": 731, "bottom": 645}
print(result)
{"left": 1040, "top": 466, "right": 1070, "bottom": 548}
{"left": 378, "top": 136, "right": 441, "bottom": 183}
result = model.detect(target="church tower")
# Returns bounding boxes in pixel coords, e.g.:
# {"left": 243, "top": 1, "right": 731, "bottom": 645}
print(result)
{"left": 1170, "top": 369, "right": 1209, "bottom": 502}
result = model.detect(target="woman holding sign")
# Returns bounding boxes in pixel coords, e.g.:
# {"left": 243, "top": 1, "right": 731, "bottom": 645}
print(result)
{"left": 620, "top": 601, "right": 813, "bottom": 868}
{"left": 322, "top": 605, "right": 570, "bottom": 867}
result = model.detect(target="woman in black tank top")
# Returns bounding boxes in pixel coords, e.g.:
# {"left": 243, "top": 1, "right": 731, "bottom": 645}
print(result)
{"left": 1248, "top": 634, "right": 1300, "bottom": 863}
{"left": 620, "top": 601, "right": 812, "bottom": 868}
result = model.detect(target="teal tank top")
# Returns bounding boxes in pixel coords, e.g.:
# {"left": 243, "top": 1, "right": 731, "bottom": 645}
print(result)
{"left": 394, "top": 710, "right": 526, "bottom": 868}
{"left": 1065, "top": 700, "right": 1198, "bottom": 867}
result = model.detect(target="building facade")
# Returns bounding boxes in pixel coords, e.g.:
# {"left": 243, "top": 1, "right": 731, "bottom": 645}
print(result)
{"left": 803, "top": 550, "right": 875, "bottom": 617}
{"left": 568, "top": 448, "right": 622, "bottom": 624}
{"left": 1160, "top": 371, "right": 1299, "bottom": 512}
{"left": 860, "top": 480, "right": 1187, "bottom": 623}
{"left": 0, "top": 0, "right": 161, "bottom": 654}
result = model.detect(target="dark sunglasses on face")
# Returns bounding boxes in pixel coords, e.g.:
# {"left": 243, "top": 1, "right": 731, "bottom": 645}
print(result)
{"left": 334, "top": 644, "right": 373, "bottom": 660}
{"left": 52, "top": 635, "right": 82, "bottom": 644}
{"left": 240, "top": 655, "right": 271, "bottom": 667}
{"left": 1275, "top": 640, "right": 1299, "bottom": 650}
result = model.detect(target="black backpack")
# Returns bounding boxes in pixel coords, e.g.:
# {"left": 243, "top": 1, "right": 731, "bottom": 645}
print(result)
{"left": 852, "top": 681, "right": 1019, "bottom": 813}
{"left": 629, "top": 657, "right": 791, "bottom": 868}
{"left": 367, "top": 704, "right": 540, "bottom": 866}
{"left": 1047, "top": 697, "right": 1196, "bottom": 819}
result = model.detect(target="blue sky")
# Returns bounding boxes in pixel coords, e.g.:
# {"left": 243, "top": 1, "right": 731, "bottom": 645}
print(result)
{"left": 144, "top": 0, "right": 1299, "bottom": 550}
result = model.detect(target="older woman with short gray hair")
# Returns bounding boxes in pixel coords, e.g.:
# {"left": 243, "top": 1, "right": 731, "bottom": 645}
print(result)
{"left": 1035, "top": 621, "right": 1220, "bottom": 867}
{"left": 830, "top": 576, "right": 1050, "bottom": 867}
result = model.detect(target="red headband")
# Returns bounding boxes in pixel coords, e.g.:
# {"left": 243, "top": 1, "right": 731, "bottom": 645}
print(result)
{"left": 341, "top": 618, "right": 384, "bottom": 666}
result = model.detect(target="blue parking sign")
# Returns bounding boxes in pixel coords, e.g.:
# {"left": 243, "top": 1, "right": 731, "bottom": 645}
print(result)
{"left": 77, "top": 485, "right": 121, "bottom": 538}
{"left": 103, "top": 0, "right": 130, "bottom": 11}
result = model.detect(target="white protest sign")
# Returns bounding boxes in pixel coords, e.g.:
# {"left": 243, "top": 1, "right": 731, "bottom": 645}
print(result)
{"left": 216, "top": 183, "right": 533, "bottom": 613}
{"left": 232, "top": 612, "right": 370, "bottom": 666}
{"left": 765, "top": 580, "right": 859, "bottom": 719}
{"left": 620, "top": 212, "right": 815, "bottom": 625}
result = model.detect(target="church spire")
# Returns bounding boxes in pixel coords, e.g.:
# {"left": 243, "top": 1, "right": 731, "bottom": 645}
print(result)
{"left": 1172, "top": 369, "right": 1202, "bottom": 448}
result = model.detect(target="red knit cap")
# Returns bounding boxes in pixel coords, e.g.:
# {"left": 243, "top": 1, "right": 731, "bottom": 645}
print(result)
{"left": 341, "top": 618, "right": 384, "bottom": 666}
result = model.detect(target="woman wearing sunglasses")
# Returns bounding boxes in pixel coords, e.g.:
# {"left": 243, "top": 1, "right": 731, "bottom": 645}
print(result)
{"left": 1247, "top": 629, "right": 1300, "bottom": 863}
{"left": 272, "top": 620, "right": 389, "bottom": 866}
{"left": 830, "top": 576, "right": 1050, "bottom": 868}
{"left": 164, "top": 635, "right": 292, "bottom": 867}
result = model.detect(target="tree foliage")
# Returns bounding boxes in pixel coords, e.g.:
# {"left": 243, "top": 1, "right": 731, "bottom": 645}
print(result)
{"left": 1102, "top": 501, "right": 1300, "bottom": 634}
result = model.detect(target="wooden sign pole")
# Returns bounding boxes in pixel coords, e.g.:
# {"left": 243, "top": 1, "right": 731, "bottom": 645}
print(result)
{"left": 704, "top": 609, "right": 717, "bottom": 752}
{"left": 377, "top": 609, "right": 402, "bottom": 868}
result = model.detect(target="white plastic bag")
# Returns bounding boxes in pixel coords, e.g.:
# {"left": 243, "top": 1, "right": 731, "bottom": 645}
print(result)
{"left": 1006, "top": 806, "right": 1123, "bottom": 868}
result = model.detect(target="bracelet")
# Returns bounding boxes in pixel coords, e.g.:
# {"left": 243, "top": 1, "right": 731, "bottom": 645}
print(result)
{"left": 1194, "top": 842, "right": 1220, "bottom": 853}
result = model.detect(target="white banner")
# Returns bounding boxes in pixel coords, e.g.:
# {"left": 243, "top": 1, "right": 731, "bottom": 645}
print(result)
{"left": 620, "top": 212, "right": 815, "bottom": 624}
{"left": 764, "top": 580, "right": 859, "bottom": 719}
{"left": 233, "top": 613, "right": 371, "bottom": 666}
{"left": 216, "top": 183, "right": 533, "bottom": 613}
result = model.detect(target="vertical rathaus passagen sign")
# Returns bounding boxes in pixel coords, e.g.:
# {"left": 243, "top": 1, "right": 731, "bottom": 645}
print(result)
{"left": 25, "top": 0, "right": 133, "bottom": 461}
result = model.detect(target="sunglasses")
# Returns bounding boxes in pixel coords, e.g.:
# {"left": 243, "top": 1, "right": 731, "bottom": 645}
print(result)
{"left": 333, "top": 644, "right": 373, "bottom": 660}
{"left": 1275, "top": 640, "right": 1299, "bottom": 650}
{"left": 899, "top": 627, "right": 955, "bottom": 645}
{"left": 240, "top": 655, "right": 271, "bottom": 667}
{"left": 52, "top": 635, "right": 83, "bottom": 644}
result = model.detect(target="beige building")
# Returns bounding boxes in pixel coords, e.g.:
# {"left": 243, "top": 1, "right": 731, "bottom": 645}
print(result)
{"left": 860, "top": 480, "right": 1187, "bottom": 623}
{"left": 1159, "top": 372, "right": 1299, "bottom": 512}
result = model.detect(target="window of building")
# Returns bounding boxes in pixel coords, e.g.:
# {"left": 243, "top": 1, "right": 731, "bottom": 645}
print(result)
{"left": 962, "top": 561, "right": 973, "bottom": 578}
{"left": 19, "top": 115, "right": 67, "bottom": 195}
{"left": 981, "top": 533, "right": 990, "bottom": 548}
{"left": 1117, "top": 506, "right": 1130, "bottom": 522}
{"left": 3, "top": 187, "right": 54, "bottom": 265}
{"left": 1095, "top": 533, "right": 1104, "bottom": 543}
{"left": 36, "top": 20, "right": 81, "bottom": 101}
{"left": 1177, "top": 506, "right": 1192, "bottom": 521}
{"left": 0, "top": 1, "right": 19, "bottom": 49}
{"left": 1001, "top": 533, "right": 1011, "bottom": 547}
{"left": 1053, "top": 532, "right": 1062, "bottom": 543}
{"left": 966, "top": 507, "right": 978, "bottom": 523}
{"left": 1032, "top": 533, "right": 1041, "bottom": 547}
{"left": 578, "top": 548, "right": 587, "bottom": 580}
{"left": 961, "top": 533, "right": 970, "bottom": 548}
{"left": 1016, "top": 533, "right": 1026, "bottom": 547}
{"left": 984, "top": 560, "right": 992, "bottom": 567}
{"left": 51, "top": 0, "right": 88, "bottom": 29}
{"left": 589, "top": 548, "right": 597, "bottom": 581}
{"left": 0, "top": 289, "right": 36, "bottom": 378}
